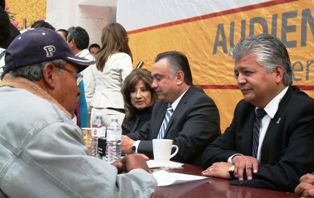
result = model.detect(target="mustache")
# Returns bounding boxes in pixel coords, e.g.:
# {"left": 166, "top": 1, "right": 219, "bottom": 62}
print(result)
{"left": 239, "top": 86, "right": 251, "bottom": 90}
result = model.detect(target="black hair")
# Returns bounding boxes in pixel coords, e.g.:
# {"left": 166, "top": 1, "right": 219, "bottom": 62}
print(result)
{"left": 31, "top": 20, "right": 55, "bottom": 31}
{"left": 89, "top": 43, "right": 100, "bottom": 50}
{"left": 67, "top": 26, "right": 90, "bottom": 50}
{"left": 0, "top": 7, "right": 10, "bottom": 48}
{"left": 155, "top": 51, "right": 193, "bottom": 85}
{"left": 57, "top": 29, "right": 68, "bottom": 38}
{"left": 0, "top": 0, "right": 5, "bottom": 9}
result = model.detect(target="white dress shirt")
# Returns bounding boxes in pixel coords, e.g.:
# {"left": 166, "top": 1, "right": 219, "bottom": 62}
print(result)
{"left": 255, "top": 86, "right": 288, "bottom": 160}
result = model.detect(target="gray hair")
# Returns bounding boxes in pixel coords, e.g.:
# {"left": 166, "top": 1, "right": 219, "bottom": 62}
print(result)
{"left": 231, "top": 34, "right": 292, "bottom": 86}
{"left": 3, "top": 59, "right": 66, "bottom": 81}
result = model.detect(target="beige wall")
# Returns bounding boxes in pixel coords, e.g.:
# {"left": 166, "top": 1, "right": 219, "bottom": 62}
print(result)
{"left": 46, "top": 0, "right": 117, "bottom": 46}
{"left": 5, "top": 0, "right": 117, "bottom": 46}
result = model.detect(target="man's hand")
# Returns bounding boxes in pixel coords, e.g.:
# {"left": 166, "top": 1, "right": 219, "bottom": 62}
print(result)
{"left": 202, "top": 162, "right": 233, "bottom": 179}
{"left": 111, "top": 156, "right": 127, "bottom": 173}
{"left": 121, "top": 135, "right": 135, "bottom": 154}
{"left": 295, "top": 173, "right": 314, "bottom": 197}
{"left": 299, "top": 173, "right": 314, "bottom": 184}
{"left": 125, "top": 153, "right": 150, "bottom": 172}
{"left": 232, "top": 155, "right": 259, "bottom": 180}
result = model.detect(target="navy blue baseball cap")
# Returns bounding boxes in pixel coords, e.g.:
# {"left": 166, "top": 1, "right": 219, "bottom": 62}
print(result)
{"left": 3, "top": 28, "right": 95, "bottom": 73}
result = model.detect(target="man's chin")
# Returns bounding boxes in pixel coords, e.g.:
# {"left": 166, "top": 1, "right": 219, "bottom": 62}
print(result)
{"left": 242, "top": 94, "right": 254, "bottom": 103}
{"left": 243, "top": 95, "right": 260, "bottom": 106}
{"left": 157, "top": 94, "right": 164, "bottom": 100}
{"left": 67, "top": 107, "right": 76, "bottom": 118}
{"left": 70, "top": 111, "right": 76, "bottom": 118}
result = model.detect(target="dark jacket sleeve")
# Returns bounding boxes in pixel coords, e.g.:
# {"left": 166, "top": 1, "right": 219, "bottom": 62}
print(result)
{"left": 126, "top": 121, "right": 150, "bottom": 141}
{"left": 201, "top": 119, "right": 238, "bottom": 167}
{"left": 231, "top": 99, "right": 314, "bottom": 192}
{"left": 170, "top": 94, "right": 220, "bottom": 164}
{"left": 201, "top": 101, "right": 249, "bottom": 168}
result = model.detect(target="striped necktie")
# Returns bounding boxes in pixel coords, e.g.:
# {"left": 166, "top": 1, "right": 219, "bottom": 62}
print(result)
{"left": 157, "top": 104, "right": 173, "bottom": 139}
{"left": 252, "top": 108, "right": 267, "bottom": 158}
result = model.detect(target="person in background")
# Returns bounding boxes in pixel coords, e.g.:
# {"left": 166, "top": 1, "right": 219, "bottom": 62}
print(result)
{"left": 0, "top": 6, "right": 10, "bottom": 75}
{"left": 31, "top": 20, "right": 55, "bottom": 30}
{"left": 295, "top": 173, "right": 314, "bottom": 197}
{"left": 67, "top": 26, "right": 93, "bottom": 61}
{"left": 0, "top": 0, "right": 20, "bottom": 49}
{"left": 121, "top": 68, "right": 157, "bottom": 135}
{"left": 201, "top": 34, "right": 314, "bottom": 192}
{"left": 67, "top": 26, "right": 94, "bottom": 128}
{"left": 89, "top": 22, "right": 133, "bottom": 127}
{"left": 0, "top": 28, "right": 156, "bottom": 197}
{"left": 57, "top": 28, "right": 68, "bottom": 41}
{"left": 121, "top": 51, "right": 221, "bottom": 166}
{"left": 0, "top": 5, "right": 19, "bottom": 78}
{"left": 88, "top": 43, "right": 101, "bottom": 58}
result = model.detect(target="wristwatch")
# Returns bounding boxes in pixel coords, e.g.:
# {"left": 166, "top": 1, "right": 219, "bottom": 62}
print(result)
{"left": 229, "top": 165, "right": 236, "bottom": 180}
{"left": 131, "top": 145, "right": 136, "bottom": 153}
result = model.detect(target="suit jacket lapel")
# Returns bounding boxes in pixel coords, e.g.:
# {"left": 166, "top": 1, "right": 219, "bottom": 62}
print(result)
{"left": 260, "top": 86, "right": 295, "bottom": 161}
{"left": 241, "top": 109, "right": 255, "bottom": 155}
{"left": 151, "top": 102, "right": 168, "bottom": 138}
{"left": 260, "top": 118, "right": 279, "bottom": 161}
{"left": 164, "top": 86, "right": 194, "bottom": 138}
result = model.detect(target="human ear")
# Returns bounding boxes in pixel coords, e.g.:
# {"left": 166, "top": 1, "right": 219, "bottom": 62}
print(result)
{"left": 176, "top": 71, "right": 184, "bottom": 85}
{"left": 42, "top": 63, "right": 58, "bottom": 89}
{"left": 68, "top": 39, "right": 75, "bottom": 48}
{"left": 274, "top": 66, "right": 284, "bottom": 84}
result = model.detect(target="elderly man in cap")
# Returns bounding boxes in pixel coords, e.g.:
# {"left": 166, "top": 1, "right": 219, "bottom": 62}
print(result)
{"left": 0, "top": 28, "right": 156, "bottom": 198}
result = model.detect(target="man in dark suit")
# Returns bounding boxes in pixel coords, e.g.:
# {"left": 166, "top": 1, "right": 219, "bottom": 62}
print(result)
{"left": 201, "top": 34, "right": 314, "bottom": 192}
{"left": 121, "top": 51, "right": 221, "bottom": 166}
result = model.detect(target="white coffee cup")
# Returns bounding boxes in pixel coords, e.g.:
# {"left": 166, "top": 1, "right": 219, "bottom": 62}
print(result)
{"left": 152, "top": 139, "right": 179, "bottom": 163}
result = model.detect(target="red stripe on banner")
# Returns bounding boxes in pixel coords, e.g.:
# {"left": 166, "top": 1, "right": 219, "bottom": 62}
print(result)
{"left": 128, "top": 0, "right": 297, "bottom": 34}
{"left": 196, "top": 85, "right": 239, "bottom": 90}
{"left": 196, "top": 85, "right": 314, "bottom": 90}
{"left": 297, "top": 85, "right": 314, "bottom": 90}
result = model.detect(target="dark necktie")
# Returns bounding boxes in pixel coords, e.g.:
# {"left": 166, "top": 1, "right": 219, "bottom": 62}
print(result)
{"left": 157, "top": 104, "right": 173, "bottom": 139}
{"left": 252, "top": 108, "right": 267, "bottom": 158}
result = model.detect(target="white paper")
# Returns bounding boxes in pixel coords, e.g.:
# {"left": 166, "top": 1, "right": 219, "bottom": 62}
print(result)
{"left": 152, "top": 170, "right": 208, "bottom": 186}
{"left": 147, "top": 160, "right": 183, "bottom": 169}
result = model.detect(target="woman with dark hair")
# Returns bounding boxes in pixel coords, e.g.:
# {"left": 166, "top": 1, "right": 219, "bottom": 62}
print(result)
{"left": 89, "top": 23, "right": 133, "bottom": 126}
{"left": 121, "top": 69, "right": 157, "bottom": 134}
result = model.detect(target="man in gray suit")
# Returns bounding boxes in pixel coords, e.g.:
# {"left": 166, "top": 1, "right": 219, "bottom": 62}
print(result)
{"left": 122, "top": 51, "right": 221, "bottom": 166}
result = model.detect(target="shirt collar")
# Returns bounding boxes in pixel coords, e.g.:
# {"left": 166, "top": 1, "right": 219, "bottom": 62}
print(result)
{"left": 169, "top": 87, "right": 190, "bottom": 111}
{"left": 76, "top": 49, "right": 95, "bottom": 61}
{"left": 261, "top": 86, "right": 289, "bottom": 118}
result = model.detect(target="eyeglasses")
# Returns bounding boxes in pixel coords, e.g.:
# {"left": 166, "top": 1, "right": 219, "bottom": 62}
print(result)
{"left": 57, "top": 67, "right": 83, "bottom": 86}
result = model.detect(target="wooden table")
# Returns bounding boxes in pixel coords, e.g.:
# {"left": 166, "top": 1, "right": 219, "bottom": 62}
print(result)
{"left": 154, "top": 163, "right": 298, "bottom": 198}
